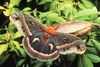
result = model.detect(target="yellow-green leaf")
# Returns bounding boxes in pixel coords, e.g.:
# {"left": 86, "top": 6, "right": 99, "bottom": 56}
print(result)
{"left": 82, "top": 0, "right": 94, "bottom": 8}
{"left": 39, "top": 0, "right": 52, "bottom": 5}
{"left": 47, "top": 13, "right": 66, "bottom": 23}
{"left": 0, "top": 44, "right": 8, "bottom": 55}
{"left": 22, "top": 7, "right": 31, "bottom": 11}
{"left": 77, "top": 2, "right": 87, "bottom": 9}
{"left": 3, "top": 9, "right": 11, "bottom": 16}
{"left": 14, "top": 31, "right": 22, "bottom": 39}
{"left": 73, "top": 7, "right": 98, "bottom": 19}
{"left": 10, "top": 0, "right": 21, "bottom": 7}
{"left": 12, "top": 41, "right": 20, "bottom": 49}
{"left": 0, "top": 6, "right": 6, "bottom": 10}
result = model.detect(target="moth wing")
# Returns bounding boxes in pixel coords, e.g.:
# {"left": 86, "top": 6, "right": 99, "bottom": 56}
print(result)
{"left": 23, "top": 32, "right": 59, "bottom": 61}
{"left": 55, "top": 33, "right": 86, "bottom": 55}
{"left": 54, "top": 21, "right": 93, "bottom": 36}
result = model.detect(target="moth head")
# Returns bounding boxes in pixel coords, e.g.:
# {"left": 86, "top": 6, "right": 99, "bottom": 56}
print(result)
{"left": 10, "top": 12, "right": 22, "bottom": 23}
{"left": 9, "top": 12, "right": 27, "bottom": 36}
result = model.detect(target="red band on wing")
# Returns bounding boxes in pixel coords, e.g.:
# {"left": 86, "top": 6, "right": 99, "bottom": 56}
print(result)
{"left": 56, "top": 40, "right": 79, "bottom": 49}
{"left": 25, "top": 37, "right": 59, "bottom": 59}
{"left": 21, "top": 14, "right": 32, "bottom": 36}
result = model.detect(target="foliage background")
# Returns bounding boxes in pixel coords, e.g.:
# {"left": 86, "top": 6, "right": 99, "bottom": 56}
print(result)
{"left": 0, "top": 0, "right": 100, "bottom": 67}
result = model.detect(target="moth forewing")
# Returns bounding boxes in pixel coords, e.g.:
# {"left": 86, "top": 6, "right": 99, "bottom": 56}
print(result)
{"left": 55, "top": 21, "right": 93, "bottom": 36}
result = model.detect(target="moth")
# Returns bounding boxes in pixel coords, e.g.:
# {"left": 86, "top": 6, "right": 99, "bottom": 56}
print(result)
{"left": 9, "top": 12, "right": 86, "bottom": 61}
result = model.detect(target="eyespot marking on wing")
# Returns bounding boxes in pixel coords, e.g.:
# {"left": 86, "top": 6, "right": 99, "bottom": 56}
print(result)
{"left": 32, "top": 38, "right": 40, "bottom": 42}
{"left": 30, "top": 22, "right": 35, "bottom": 26}
{"left": 62, "top": 37, "right": 68, "bottom": 40}
{"left": 48, "top": 43, "right": 53, "bottom": 50}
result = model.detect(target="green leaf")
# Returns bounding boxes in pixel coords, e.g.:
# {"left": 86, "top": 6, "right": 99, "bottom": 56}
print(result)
{"left": 63, "top": 5, "right": 73, "bottom": 20}
{"left": 47, "top": 13, "right": 66, "bottom": 23}
{"left": 22, "top": 7, "right": 32, "bottom": 14}
{"left": 65, "top": 4, "right": 73, "bottom": 19}
{"left": 3, "top": 9, "right": 11, "bottom": 16}
{"left": 78, "top": 56, "right": 83, "bottom": 67}
{"left": 14, "top": 31, "right": 22, "bottom": 39}
{"left": 82, "top": 0, "right": 94, "bottom": 8}
{"left": 86, "top": 47, "right": 99, "bottom": 56}
{"left": 32, "top": 9, "right": 38, "bottom": 18}
{"left": 16, "top": 59, "right": 25, "bottom": 67}
{"left": 91, "top": 39, "right": 100, "bottom": 52}
{"left": 39, "top": 11, "right": 53, "bottom": 21}
{"left": 86, "top": 39, "right": 94, "bottom": 47}
{"left": 86, "top": 54, "right": 100, "bottom": 63}
{"left": 31, "top": 60, "right": 45, "bottom": 67}
{"left": 89, "top": 7, "right": 98, "bottom": 20}
{"left": 77, "top": 2, "right": 87, "bottom": 9}
{"left": 74, "top": 16, "right": 91, "bottom": 21}
{"left": 11, "top": 8, "right": 20, "bottom": 13}
{"left": 12, "top": 47, "right": 26, "bottom": 58}
{"left": 0, "top": 54, "right": 10, "bottom": 65}
{"left": 46, "top": 61, "right": 52, "bottom": 66}
{"left": 72, "top": 8, "right": 78, "bottom": 16}
{"left": 23, "top": 7, "right": 31, "bottom": 11}
{"left": 46, "top": 20, "right": 51, "bottom": 26}
{"left": 81, "top": 54, "right": 93, "bottom": 67}
{"left": 3, "top": 7, "right": 19, "bottom": 16}
{"left": 0, "top": 35, "right": 6, "bottom": 43}
{"left": 67, "top": 54, "right": 76, "bottom": 61}
{"left": 23, "top": 11, "right": 32, "bottom": 15}
{"left": 19, "top": 48, "right": 27, "bottom": 58}
{"left": 10, "top": 0, "right": 21, "bottom": 7}
{"left": 50, "top": 1, "right": 55, "bottom": 11}
{"left": 95, "top": 17, "right": 100, "bottom": 24}
{"left": 11, "top": 41, "right": 20, "bottom": 49}
{"left": 12, "top": 47, "right": 20, "bottom": 56}
{"left": 0, "top": 44, "right": 8, "bottom": 55}
{"left": 73, "top": 7, "right": 98, "bottom": 19}
{"left": 27, "top": 0, "right": 32, "bottom": 2}
{"left": 8, "top": 22, "right": 16, "bottom": 35}
{"left": 0, "top": 6, "right": 6, "bottom": 10}
{"left": 39, "top": 0, "right": 52, "bottom": 5}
